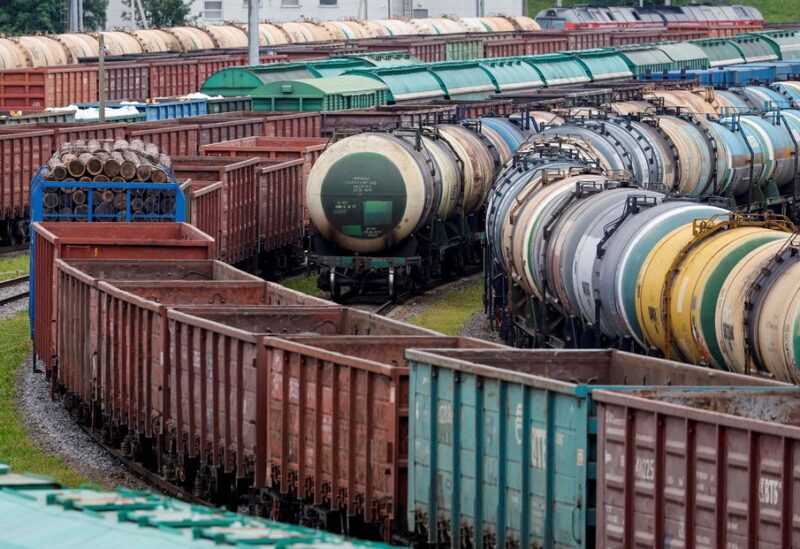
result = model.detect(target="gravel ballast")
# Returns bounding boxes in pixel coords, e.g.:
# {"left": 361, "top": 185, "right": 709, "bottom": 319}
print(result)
{"left": 17, "top": 357, "right": 151, "bottom": 491}
{"left": 0, "top": 280, "right": 29, "bottom": 321}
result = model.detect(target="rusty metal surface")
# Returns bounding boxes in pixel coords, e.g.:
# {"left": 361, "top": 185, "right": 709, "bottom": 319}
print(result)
{"left": 403, "top": 348, "right": 788, "bottom": 393}
{"left": 54, "top": 258, "right": 282, "bottom": 440}
{"left": 32, "top": 223, "right": 214, "bottom": 376}
{"left": 257, "top": 158, "right": 306, "bottom": 249}
{"left": 169, "top": 305, "right": 437, "bottom": 338}
{"left": 594, "top": 388, "right": 800, "bottom": 547}
{"left": 255, "top": 335, "right": 499, "bottom": 534}
{"left": 173, "top": 156, "right": 262, "bottom": 263}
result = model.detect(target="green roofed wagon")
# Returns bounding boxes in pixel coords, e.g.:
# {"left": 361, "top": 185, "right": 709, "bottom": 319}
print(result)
{"left": 571, "top": 49, "right": 632, "bottom": 81}
{"left": 517, "top": 53, "right": 590, "bottom": 86}
{"left": 477, "top": 58, "right": 545, "bottom": 92}
{"left": 749, "top": 30, "right": 800, "bottom": 60}
{"left": 726, "top": 34, "right": 779, "bottom": 63}
{"left": 692, "top": 38, "right": 747, "bottom": 67}
{"left": 348, "top": 66, "right": 447, "bottom": 102}
{"left": 654, "top": 42, "right": 710, "bottom": 71}
{"left": 250, "top": 75, "right": 390, "bottom": 111}
{"left": 616, "top": 45, "right": 675, "bottom": 76}
{"left": 0, "top": 464, "right": 391, "bottom": 548}
{"left": 200, "top": 53, "right": 414, "bottom": 96}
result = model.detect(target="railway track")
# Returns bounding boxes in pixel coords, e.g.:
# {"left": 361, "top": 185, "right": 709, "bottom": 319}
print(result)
{"left": 0, "top": 244, "right": 27, "bottom": 258}
{"left": 371, "top": 266, "right": 483, "bottom": 316}
{"left": 0, "top": 275, "right": 30, "bottom": 307}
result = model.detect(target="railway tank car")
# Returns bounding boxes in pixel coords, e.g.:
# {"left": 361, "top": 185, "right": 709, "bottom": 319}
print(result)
{"left": 535, "top": 4, "right": 763, "bottom": 31}
{"left": 486, "top": 98, "right": 800, "bottom": 380}
{"left": 307, "top": 118, "right": 527, "bottom": 299}
{"left": 0, "top": 15, "right": 540, "bottom": 69}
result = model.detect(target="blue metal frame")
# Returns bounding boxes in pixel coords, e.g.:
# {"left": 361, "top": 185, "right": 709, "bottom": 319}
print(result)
{"left": 28, "top": 166, "right": 186, "bottom": 338}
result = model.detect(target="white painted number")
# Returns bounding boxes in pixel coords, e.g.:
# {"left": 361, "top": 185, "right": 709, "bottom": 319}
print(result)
{"left": 634, "top": 457, "right": 655, "bottom": 482}
{"left": 759, "top": 478, "right": 781, "bottom": 506}
{"left": 531, "top": 428, "right": 547, "bottom": 468}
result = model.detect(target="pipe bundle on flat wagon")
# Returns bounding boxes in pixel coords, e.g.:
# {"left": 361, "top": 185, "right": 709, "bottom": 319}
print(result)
{"left": 486, "top": 96, "right": 800, "bottom": 381}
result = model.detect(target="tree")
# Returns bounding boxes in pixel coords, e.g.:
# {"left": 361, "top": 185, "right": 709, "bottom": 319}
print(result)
{"left": 83, "top": 0, "right": 109, "bottom": 31}
{"left": 0, "top": 0, "right": 64, "bottom": 35}
{"left": 122, "top": 0, "right": 195, "bottom": 28}
{"left": 0, "top": 0, "right": 107, "bottom": 35}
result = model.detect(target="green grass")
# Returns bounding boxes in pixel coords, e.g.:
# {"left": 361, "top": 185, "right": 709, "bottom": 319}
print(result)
{"left": 0, "top": 253, "right": 29, "bottom": 282}
{"left": 0, "top": 311, "right": 90, "bottom": 487}
{"left": 528, "top": 0, "right": 797, "bottom": 25}
{"left": 282, "top": 274, "right": 326, "bottom": 298}
{"left": 408, "top": 280, "right": 484, "bottom": 335}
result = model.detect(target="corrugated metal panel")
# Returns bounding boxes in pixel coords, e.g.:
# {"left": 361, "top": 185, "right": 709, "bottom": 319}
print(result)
{"left": 617, "top": 46, "right": 675, "bottom": 75}
{"left": 406, "top": 348, "right": 785, "bottom": 549}
{"left": 427, "top": 62, "right": 497, "bottom": 100}
{"left": 729, "top": 35, "right": 780, "bottom": 63}
{"left": 348, "top": 67, "right": 446, "bottom": 103}
{"left": 595, "top": 388, "right": 800, "bottom": 548}
{"left": 655, "top": 42, "right": 710, "bottom": 70}
{"left": 693, "top": 38, "right": 746, "bottom": 67}
{"left": 573, "top": 49, "right": 633, "bottom": 80}
{"left": 519, "top": 53, "right": 590, "bottom": 86}
{"left": 478, "top": 59, "right": 544, "bottom": 92}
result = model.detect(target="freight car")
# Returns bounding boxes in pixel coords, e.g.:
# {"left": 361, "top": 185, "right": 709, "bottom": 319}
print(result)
{"left": 31, "top": 221, "right": 795, "bottom": 548}
{"left": 535, "top": 5, "right": 763, "bottom": 31}
{"left": 0, "top": 16, "right": 540, "bottom": 69}
{"left": 235, "top": 31, "right": 800, "bottom": 108}
{"left": 0, "top": 110, "right": 321, "bottom": 247}
{"left": 306, "top": 118, "right": 526, "bottom": 300}
{"left": 486, "top": 106, "right": 800, "bottom": 379}
{"left": 0, "top": 463, "right": 389, "bottom": 547}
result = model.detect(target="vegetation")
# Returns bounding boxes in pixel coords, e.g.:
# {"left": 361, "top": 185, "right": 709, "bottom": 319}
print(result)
{"left": 282, "top": 274, "right": 325, "bottom": 298}
{"left": 122, "top": 0, "right": 195, "bottom": 27}
{"left": 527, "top": 0, "right": 797, "bottom": 25}
{"left": 0, "top": 0, "right": 107, "bottom": 34}
{"left": 0, "top": 312, "right": 90, "bottom": 487}
{"left": 0, "top": 254, "right": 29, "bottom": 282}
{"left": 408, "top": 280, "right": 484, "bottom": 335}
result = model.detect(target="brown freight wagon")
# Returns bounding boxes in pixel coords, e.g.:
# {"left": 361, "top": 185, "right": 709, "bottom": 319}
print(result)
{"left": 172, "top": 156, "right": 262, "bottom": 265}
{"left": 103, "top": 62, "right": 150, "bottom": 102}
{"left": 127, "top": 122, "right": 200, "bottom": 157}
{"left": 0, "top": 65, "right": 97, "bottom": 109}
{"left": 31, "top": 222, "right": 215, "bottom": 377}
{"left": 200, "top": 136, "right": 329, "bottom": 225}
{"left": 164, "top": 307, "right": 491, "bottom": 531}
{"left": 166, "top": 307, "right": 437, "bottom": 473}
{"left": 54, "top": 257, "right": 326, "bottom": 437}
{"left": 0, "top": 122, "right": 127, "bottom": 148}
{"left": 257, "top": 158, "right": 306, "bottom": 263}
{"left": 253, "top": 335, "right": 502, "bottom": 538}
{"left": 193, "top": 118, "right": 266, "bottom": 148}
{"left": 594, "top": 388, "right": 800, "bottom": 548}
{"left": 0, "top": 130, "right": 53, "bottom": 219}
{"left": 262, "top": 112, "right": 322, "bottom": 139}
{"left": 181, "top": 180, "right": 223, "bottom": 249}
{"left": 174, "top": 156, "right": 306, "bottom": 267}
{"left": 146, "top": 59, "right": 200, "bottom": 99}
